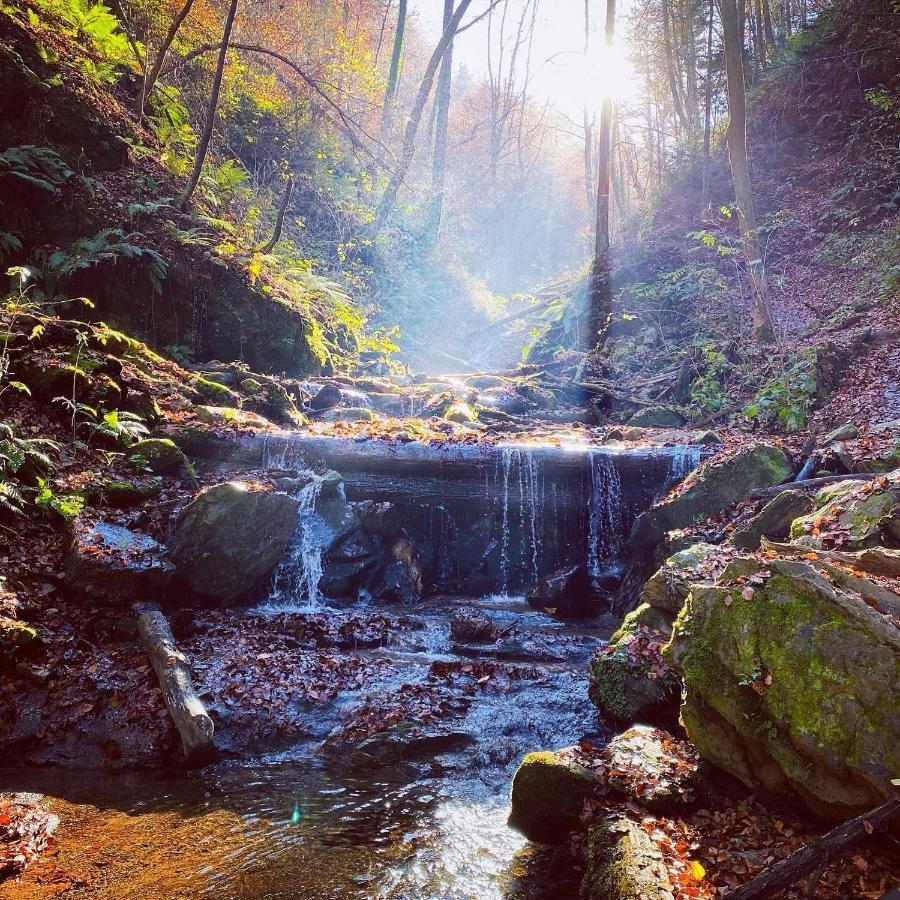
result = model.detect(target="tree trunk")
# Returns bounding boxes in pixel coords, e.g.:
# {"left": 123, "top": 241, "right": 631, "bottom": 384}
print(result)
{"left": 582, "top": 0, "right": 594, "bottom": 216}
{"left": 177, "top": 0, "right": 239, "bottom": 209}
{"left": 257, "top": 176, "right": 294, "bottom": 254}
{"left": 662, "top": 0, "right": 689, "bottom": 132}
{"left": 586, "top": 0, "right": 616, "bottom": 349}
{"left": 380, "top": 0, "right": 407, "bottom": 135}
{"left": 138, "top": 0, "right": 198, "bottom": 117}
{"left": 762, "top": 0, "right": 776, "bottom": 50}
{"left": 701, "top": 0, "right": 714, "bottom": 203}
{"left": 424, "top": 0, "right": 456, "bottom": 245}
{"left": 137, "top": 606, "right": 216, "bottom": 765}
{"left": 720, "top": 0, "right": 776, "bottom": 342}
{"left": 372, "top": 0, "right": 473, "bottom": 237}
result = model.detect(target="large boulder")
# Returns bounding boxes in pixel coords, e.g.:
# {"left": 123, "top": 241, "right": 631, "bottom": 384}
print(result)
{"left": 732, "top": 490, "right": 815, "bottom": 550}
{"left": 509, "top": 750, "right": 598, "bottom": 843}
{"left": 789, "top": 474, "right": 900, "bottom": 550}
{"left": 665, "top": 557, "right": 900, "bottom": 818}
{"left": 631, "top": 443, "right": 793, "bottom": 546}
{"left": 65, "top": 521, "right": 174, "bottom": 602}
{"left": 170, "top": 482, "right": 299, "bottom": 604}
{"left": 627, "top": 406, "right": 686, "bottom": 428}
{"left": 640, "top": 543, "right": 717, "bottom": 613}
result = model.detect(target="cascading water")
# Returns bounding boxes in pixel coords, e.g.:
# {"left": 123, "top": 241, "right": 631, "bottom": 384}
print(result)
{"left": 266, "top": 475, "right": 327, "bottom": 609}
{"left": 667, "top": 444, "right": 702, "bottom": 484}
{"left": 586, "top": 450, "right": 624, "bottom": 578}
{"left": 496, "top": 447, "right": 545, "bottom": 594}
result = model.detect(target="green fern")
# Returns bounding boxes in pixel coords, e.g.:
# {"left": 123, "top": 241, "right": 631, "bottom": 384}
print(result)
{"left": 0, "top": 145, "right": 73, "bottom": 193}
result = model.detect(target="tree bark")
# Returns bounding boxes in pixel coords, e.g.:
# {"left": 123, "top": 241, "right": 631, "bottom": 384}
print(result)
{"left": 380, "top": 0, "right": 407, "bottom": 134}
{"left": 701, "top": 0, "right": 714, "bottom": 203}
{"left": 138, "top": 0, "right": 198, "bottom": 117}
{"left": 662, "top": 0, "right": 689, "bottom": 132}
{"left": 586, "top": 0, "right": 616, "bottom": 349}
{"left": 424, "top": 0, "right": 456, "bottom": 244}
{"left": 372, "top": 0, "right": 474, "bottom": 237}
{"left": 177, "top": 0, "right": 239, "bottom": 210}
{"left": 720, "top": 0, "right": 776, "bottom": 342}
{"left": 257, "top": 176, "right": 294, "bottom": 254}
{"left": 721, "top": 797, "right": 900, "bottom": 900}
{"left": 137, "top": 605, "right": 216, "bottom": 765}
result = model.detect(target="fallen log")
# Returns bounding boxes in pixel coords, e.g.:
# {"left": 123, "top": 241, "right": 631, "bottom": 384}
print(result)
{"left": 749, "top": 472, "right": 879, "bottom": 500}
{"left": 137, "top": 604, "right": 216, "bottom": 765}
{"left": 721, "top": 796, "right": 900, "bottom": 900}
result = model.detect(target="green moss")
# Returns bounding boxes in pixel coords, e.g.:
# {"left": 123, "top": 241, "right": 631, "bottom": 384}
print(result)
{"left": 0, "top": 615, "right": 39, "bottom": 662}
{"left": 610, "top": 604, "right": 673, "bottom": 643}
{"left": 190, "top": 375, "right": 236, "bottom": 401}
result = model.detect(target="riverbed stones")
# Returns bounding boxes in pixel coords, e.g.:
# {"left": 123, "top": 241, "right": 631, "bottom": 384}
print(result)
{"left": 449, "top": 607, "right": 498, "bottom": 643}
{"left": 170, "top": 482, "right": 299, "bottom": 604}
{"left": 640, "top": 543, "right": 717, "bottom": 613}
{"left": 631, "top": 443, "right": 794, "bottom": 546}
{"left": 310, "top": 382, "right": 342, "bottom": 410}
{"left": 627, "top": 406, "right": 686, "bottom": 428}
{"left": 193, "top": 405, "right": 274, "bottom": 429}
{"left": 665, "top": 556, "right": 900, "bottom": 818}
{"left": 509, "top": 750, "right": 598, "bottom": 843}
{"left": 65, "top": 520, "right": 174, "bottom": 602}
{"left": 526, "top": 565, "right": 608, "bottom": 618}
{"left": 732, "top": 490, "right": 814, "bottom": 550}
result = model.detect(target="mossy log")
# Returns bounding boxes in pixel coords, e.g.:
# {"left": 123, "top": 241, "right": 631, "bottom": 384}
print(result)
{"left": 137, "top": 605, "right": 216, "bottom": 765}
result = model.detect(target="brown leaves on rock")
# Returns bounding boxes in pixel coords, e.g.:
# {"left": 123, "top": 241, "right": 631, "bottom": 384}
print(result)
{"left": 0, "top": 795, "right": 59, "bottom": 882}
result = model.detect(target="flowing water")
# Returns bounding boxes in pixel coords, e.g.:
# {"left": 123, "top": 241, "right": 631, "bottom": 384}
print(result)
{"left": 1, "top": 437, "right": 702, "bottom": 899}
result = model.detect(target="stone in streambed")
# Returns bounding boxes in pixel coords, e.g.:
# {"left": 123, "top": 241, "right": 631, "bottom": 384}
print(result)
{"left": 310, "top": 382, "right": 343, "bottom": 410}
{"left": 509, "top": 750, "right": 598, "bottom": 844}
{"left": 627, "top": 406, "right": 686, "bottom": 428}
{"left": 322, "top": 406, "right": 373, "bottom": 423}
{"left": 527, "top": 565, "right": 609, "bottom": 618}
{"left": 449, "top": 607, "right": 498, "bottom": 643}
{"left": 170, "top": 482, "right": 299, "bottom": 604}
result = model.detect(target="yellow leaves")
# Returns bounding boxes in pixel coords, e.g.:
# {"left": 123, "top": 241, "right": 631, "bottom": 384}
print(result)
{"left": 689, "top": 860, "right": 706, "bottom": 880}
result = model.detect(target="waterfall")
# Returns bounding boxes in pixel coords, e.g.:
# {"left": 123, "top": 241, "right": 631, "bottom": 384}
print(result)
{"left": 666, "top": 445, "right": 702, "bottom": 485}
{"left": 498, "top": 447, "right": 514, "bottom": 594}
{"left": 495, "top": 447, "right": 544, "bottom": 594}
{"left": 266, "top": 475, "right": 327, "bottom": 609}
{"left": 586, "top": 451, "right": 624, "bottom": 578}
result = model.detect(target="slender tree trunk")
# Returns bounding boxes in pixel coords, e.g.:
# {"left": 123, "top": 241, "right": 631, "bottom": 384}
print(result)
{"left": 380, "top": 0, "right": 407, "bottom": 134}
{"left": 372, "top": 0, "right": 473, "bottom": 237}
{"left": 701, "top": 0, "right": 714, "bottom": 203}
{"left": 586, "top": 0, "right": 616, "bottom": 349}
{"left": 177, "top": 0, "right": 238, "bottom": 209}
{"left": 662, "top": 0, "right": 689, "bottom": 132}
{"left": 257, "top": 176, "right": 294, "bottom": 253}
{"left": 424, "top": 0, "right": 455, "bottom": 244}
{"left": 682, "top": 0, "right": 700, "bottom": 139}
{"left": 720, "top": 0, "right": 775, "bottom": 342}
{"left": 582, "top": 0, "right": 594, "bottom": 218}
{"left": 138, "top": 0, "right": 198, "bottom": 117}
{"left": 753, "top": 0, "right": 766, "bottom": 71}
{"left": 762, "top": 0, "right": 776, "bottom": 50}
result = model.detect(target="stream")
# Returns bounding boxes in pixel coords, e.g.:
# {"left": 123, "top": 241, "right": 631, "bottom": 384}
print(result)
{"left": 1, "top": 412, "right": 702, "bottom": 899}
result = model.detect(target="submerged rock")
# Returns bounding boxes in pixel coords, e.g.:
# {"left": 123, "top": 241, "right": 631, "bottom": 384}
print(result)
{"left": 66, "top": 521, "right": 174, "bottom": 602}
{"left": 449, "top": 607, "right": 498, "bottom": 643}
{"left": 526, "top": 565, "right": 609, "bottom": 619}
{"left": 732, "top": 489, "right": 814, "bottom": 550}
{"left": 631, "top": 443, "right": 793, "bottom": 546}
{"left": 509, "top": 750, "right": 597, "bottom": 843}
{"left": 170, "top": 482, "right": 299, "bottom": 604}
{"left": 665, "top": 556, "right": 900, "bottom": 818}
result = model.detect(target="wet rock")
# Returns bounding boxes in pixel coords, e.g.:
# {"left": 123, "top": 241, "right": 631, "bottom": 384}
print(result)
{"left": 789, "top": 473, "right": 900, "bottom": 549}
{"left": 631, "top": 443, "right": 793, "bottom": 546}
{"left": 640, "top": 543, "right": 717, "bottom": 613}
{"left": 665, "top": 557, "right": 900, "bottom": 818}
{"left": 66, "top": 521, "right": 174, "bottom": 602}
{"left": 348, "top": 725, "right": 473, "bottom": 772}
{"left": 368, "top": 536, "right": 425, "bottom": 604}
{"left": 444, "top": 401, "right": 478, "bottom": 424}
{"left": 627, "top": 406, "right": 686, "bottom": 428}
{"left": 582, "top": 813, "right": 674, "bottom": 899}
{"left": 322, "top": 406, "right": 374, "bottom": 423}
{"left": 526, "top": 565, "right": 609, "bottom": 619}
{"left": 310, "top": 382, "right": 343, "bottom": 410}
{"left": 589, "top": 610, "right": 680, "bottom": 726}
{"left": 509, "top": 750, "right": 598, "bottom": 843}
{"left": 194, "top": 405, "right": 274, "bottom": 429}
{"left": 321, "top": 530, "right": 378, "bottom": 598}
{"left": 449, "top": 607, "right": 498, "bottom": 643}
{"left": 732, "top": 489, "right": 814, "bottom": 550}
{"left": 170, "top": 482, "right": 299, "bottom": 604}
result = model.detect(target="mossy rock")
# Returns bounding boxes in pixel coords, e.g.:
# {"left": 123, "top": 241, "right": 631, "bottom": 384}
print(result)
{"left": 732, "top": 490, "right": 815, "bottom": 550}
{"left": 21, "top": 362, "right": 122, "bottom": 408}
{"left": 240, "top": 377, "right": 263, "bottom": 394}
{"left": 627, "top": 406, "right": 686, "bottom": 428}
{"left": 641, "top": 543, "right": 717, "bottom": 612}
{"left": 130, "top": 438, "right": 191, "bottom": 475}
{"left": 444, "top": 402, "right": 478, "bottom": 424}
{"left": 610, "top": 604, "right": 673, "bottom": 643}
{"left": 631, "top": 443, "right": 793, "bottom": 546}
{"left": 190, "top": 375, "right": 237, "bottom": 402}
{"left": 581, "top": 814, "right": 673, "bottom": 900}
{"left": 322, "top": 407, "right": 374, "bottom": 423}
{"left": 509, "top": 750, "right": 598, "bottom": 843}
{"left": 854, "top": 442, "right": 900, "bottom": 474}
{"left": 194, "top": 405, "right": 274, "bottom": 429}
{"left": 789, "top": 475, "right": 899, "bottom": 549}
{"left": 86, "top": 477, "right": 162, "bottom": 507}
{"left": 664, "top": 557, "right": 900, "bottom": 818}
{"left": 0, "top": 615, "right": 40, "bottom": 665}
